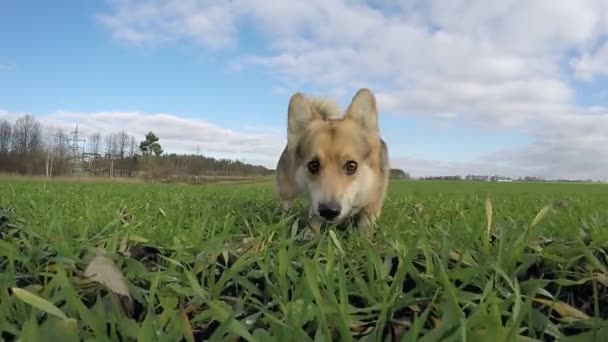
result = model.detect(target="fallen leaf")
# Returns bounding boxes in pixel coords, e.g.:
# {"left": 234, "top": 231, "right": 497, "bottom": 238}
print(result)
{"left": 179, "top": 306, "right": 196, "bottom": 342}
{"left": 84, "top": 253, "right": 131, "bottom": 298}
{"left": 485, "top": 194, "right": 493, "bottom": 244}
{"left": 533, "top": 298, "right": 589, "bottom": 320}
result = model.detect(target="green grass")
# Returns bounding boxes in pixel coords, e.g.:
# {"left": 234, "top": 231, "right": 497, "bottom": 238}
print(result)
{"left": 1, "top": 179, "right": 608, "bottom": 341}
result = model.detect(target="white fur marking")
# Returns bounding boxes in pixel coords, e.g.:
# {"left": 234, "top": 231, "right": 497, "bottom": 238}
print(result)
{"left": 336, "top": 165, "right": 375, "bottom": 222}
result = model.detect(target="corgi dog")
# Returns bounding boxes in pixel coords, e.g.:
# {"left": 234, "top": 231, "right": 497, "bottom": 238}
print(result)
{"left": 275, "top": 88, "right": 389, "bottom": 234}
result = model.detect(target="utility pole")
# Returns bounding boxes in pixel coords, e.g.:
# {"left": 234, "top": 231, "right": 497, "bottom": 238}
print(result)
{"left": 68, "top": 125, "right": 86, "bottom": 175}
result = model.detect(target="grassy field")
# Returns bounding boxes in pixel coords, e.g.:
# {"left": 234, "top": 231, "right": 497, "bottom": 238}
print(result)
{"left": 1, "top": 178, "right": 608, "bottom": 341}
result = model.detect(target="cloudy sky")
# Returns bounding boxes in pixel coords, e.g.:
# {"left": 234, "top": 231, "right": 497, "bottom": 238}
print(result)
{"left": 1, "top": 0, "right": 608, "bottom": 180}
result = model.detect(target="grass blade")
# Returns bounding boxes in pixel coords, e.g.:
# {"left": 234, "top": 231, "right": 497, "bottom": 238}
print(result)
{"left": 11, "top": 287, "right": 68, "bottom": 320}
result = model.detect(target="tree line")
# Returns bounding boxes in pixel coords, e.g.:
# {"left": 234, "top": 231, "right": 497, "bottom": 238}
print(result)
{"left": 0, "top": 114, "right": 273, "bottom": 179}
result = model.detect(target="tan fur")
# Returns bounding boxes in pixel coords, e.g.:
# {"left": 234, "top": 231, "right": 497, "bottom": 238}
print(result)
{"left": 275, "top": 88, "right": 390, "bottom": 234}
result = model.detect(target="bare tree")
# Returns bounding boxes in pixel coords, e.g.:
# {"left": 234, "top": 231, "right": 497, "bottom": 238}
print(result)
{"left": 0, "top": 116, "right": 273, "bottom": 178}
{"left": 55, "top": 129, "right": 70, "bottom": 175}
{"left": 88, "top": 132, "right": 101, "bottom": 157}
{"left": 86, "top": 132, "right": 101, "bottom": 175}
{"left": 0, "top": 120, "right": 11, "bottom": 154}
{"left": 54, "top": 129, "right": 69, "bottom": 160}
{"left": 43, "top": 129, "right": 54, "bottom": 177}
{"left": 117, "top": 130, "right": 129, "bottom": 159}
{"left": 129, "top": 136, "right": 137, "bottom": 158}
{"left": 105, "top": 133, "right": 117, "bottom": 177}
{"left": 12, "top": 114, "right": 43, "bottom": 155}
{"left": 104, "top": 134, "right": 113, "bottom": 157}
{"left": 11, "top": 114, "right": 43, "bottom": 174}
{"left": 42, "top": 128, "right": 71, "bottom": 177}
{"left": 111, "top": 133, "right": 120, "bottom": 158}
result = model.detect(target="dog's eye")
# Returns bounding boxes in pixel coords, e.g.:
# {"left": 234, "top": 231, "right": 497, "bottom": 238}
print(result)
{"left": 345, "top": 160, "right": 358, "bottom": 175}
{"left": 308, "top": 160, "right": 320, "bottom": 174}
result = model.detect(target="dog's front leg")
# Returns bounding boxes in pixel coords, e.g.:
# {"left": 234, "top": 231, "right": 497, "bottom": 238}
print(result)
{"left": 307, "top": 206, "right": 323, "bottom": 236}
{"left": 356, "top": 212, "right": 375, "bottom": 235}
{"left": 357, "top": 203, "right": 383, "bottom": 237}
{"left": 294, "top": 206, "right": 322, "bottom": 240}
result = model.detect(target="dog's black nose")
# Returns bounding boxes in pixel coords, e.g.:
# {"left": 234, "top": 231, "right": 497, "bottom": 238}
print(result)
{"left": 318, "top": 202, "right": 341, "bottom": 220}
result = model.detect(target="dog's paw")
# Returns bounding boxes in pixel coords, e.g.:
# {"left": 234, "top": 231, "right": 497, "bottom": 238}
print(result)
{"left": 280, "top": 200, "right": 293, "bottom": 212}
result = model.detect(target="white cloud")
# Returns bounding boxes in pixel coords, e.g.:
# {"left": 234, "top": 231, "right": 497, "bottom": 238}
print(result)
{"left": 571, "top": 42, "right": 608, "bottom": 80}
{"left": 97, "top": 0, "right": 237, "bottom": 50}
{"left": 391, "top": 105, "right": 608, "bottom": 181}
{"left": 96, "top": 0, "right": 608, "bottom": 180}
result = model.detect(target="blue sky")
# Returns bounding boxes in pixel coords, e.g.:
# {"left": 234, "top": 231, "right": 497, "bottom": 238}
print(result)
{"left": 1, "top": 0, "right": 608, "bottom": 179}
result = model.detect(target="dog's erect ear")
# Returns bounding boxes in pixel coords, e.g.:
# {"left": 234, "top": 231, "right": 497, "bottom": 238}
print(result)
{"left": 287, "top": 92, "right": 319, "bottom": 147}
{"left": 345, "top": 88, "right": 378, "bottom": 131}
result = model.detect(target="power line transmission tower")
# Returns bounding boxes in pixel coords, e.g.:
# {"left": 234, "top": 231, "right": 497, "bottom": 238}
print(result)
{"left": 68, "top": 125, "right": 86, "bottom": 175}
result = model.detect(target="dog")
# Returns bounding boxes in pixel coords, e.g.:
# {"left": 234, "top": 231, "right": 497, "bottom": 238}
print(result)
{"left": 275, "top": 88, "right": 390, "bottom": 234}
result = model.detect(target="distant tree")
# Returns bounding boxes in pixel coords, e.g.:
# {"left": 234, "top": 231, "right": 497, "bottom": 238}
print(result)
{"left": 390, "top": 168, "right": 411, "bottom": 179}
{"left": 0, "top": 120, "right": 11, "bottom": 154}
{"left": 104, "top": 134, "right": 117, "bottom": 177}
{"left": 88, "top": 132, "right": 101, "bottom": 156}
{"left": 42, "top": 128, "right": 54, "bottom": 177}
{"left": 12, "top": 114, "right": 42, "bottom": 155}
{"left": 117, "top": 130, "right": 129, "bottom": 159}
{"left": 0, "top": 116, "right": 274, "bottom": 178}
{"left": 139, "top": 131, "right": 163, "bottom": 157}
{"left": 10, "top": 114, "right": 43, "bottom": 174}
{"left": 111, "top": 133, "right": 120, "bottom": 157}
{"left": 49, "top": 128, "right": 71, "bottom": 175}
{"left": 104, "top": 134, "right": 114, "bottom": 157}
{"left": 54, "top": 129, "right": 69, "bottom": 157}
{"left": 128, "top": 136, "right": 138, "bottom": 158}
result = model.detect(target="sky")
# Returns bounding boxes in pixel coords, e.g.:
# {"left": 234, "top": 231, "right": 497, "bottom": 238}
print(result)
{"left": 1, "top": 0, "right": 608, "bottom": 180}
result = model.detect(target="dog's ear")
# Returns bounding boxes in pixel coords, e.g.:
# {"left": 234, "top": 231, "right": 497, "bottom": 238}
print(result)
{"left": 345, "top": 88, "right": 378, "bottom": 131}
{"left": 287, "top": 92, "right": 319, "bottom": 147}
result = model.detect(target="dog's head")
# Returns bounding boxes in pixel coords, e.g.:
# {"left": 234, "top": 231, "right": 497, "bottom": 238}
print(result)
{"left": 288, "top": 88, "right": 383, "bottom": 224}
